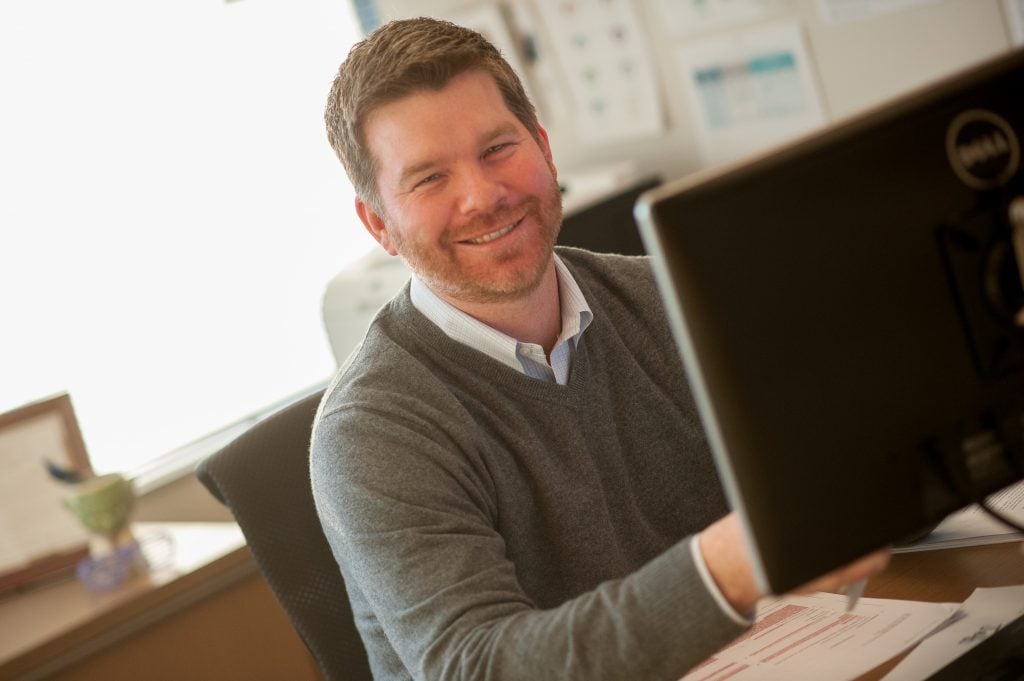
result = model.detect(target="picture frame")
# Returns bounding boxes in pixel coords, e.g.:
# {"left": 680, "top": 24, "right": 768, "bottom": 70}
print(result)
{"left": 0, "top": 393, "right": 94, "bottom": 593}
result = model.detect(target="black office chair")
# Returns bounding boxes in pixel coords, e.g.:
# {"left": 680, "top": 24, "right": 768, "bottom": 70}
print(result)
{"left": 195, "top": 388, "right": 372, "bottom": 681}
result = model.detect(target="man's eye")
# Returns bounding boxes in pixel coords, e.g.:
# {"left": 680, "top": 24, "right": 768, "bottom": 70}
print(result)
{"left": 484, "top": 143, "right": 512, "bottom": 157}
{"left": 414, "top": 173, "right": 440, "bottom": 188}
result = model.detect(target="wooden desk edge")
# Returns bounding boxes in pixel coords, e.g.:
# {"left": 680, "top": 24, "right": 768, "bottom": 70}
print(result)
{"left": 0, "top": 528, "right": 257, "bottom": 681}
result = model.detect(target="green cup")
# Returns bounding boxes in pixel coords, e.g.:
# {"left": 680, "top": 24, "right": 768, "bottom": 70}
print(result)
{"left": 64, "top": 473, "right": 135, "bottom": 537}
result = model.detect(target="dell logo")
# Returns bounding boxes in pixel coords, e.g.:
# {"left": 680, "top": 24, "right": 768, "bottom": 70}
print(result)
{"left": 957, "top": 130, "right": 1010, "bottom": 168}
{"left": 946, "top": 109, "right": 1020, "bottom": 190}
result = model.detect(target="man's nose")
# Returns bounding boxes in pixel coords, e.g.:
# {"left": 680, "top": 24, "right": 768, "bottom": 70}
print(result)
{"left": 456, "top": 165, "right": 506, "bottom": 215}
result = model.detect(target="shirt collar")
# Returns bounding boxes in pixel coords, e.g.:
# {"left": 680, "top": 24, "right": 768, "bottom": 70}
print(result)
{"left": 409, "top": 254, "right": 593, "bottom": 371}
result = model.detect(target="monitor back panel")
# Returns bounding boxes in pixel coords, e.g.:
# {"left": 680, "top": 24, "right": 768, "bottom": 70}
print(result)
{"left": 636, "top": 48, "right": 1024, "bottom": 593}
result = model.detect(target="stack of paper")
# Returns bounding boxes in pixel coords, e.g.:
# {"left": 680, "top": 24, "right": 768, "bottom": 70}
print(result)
{"left": 895, "top": 480, "right": 1024, "bottom": 553}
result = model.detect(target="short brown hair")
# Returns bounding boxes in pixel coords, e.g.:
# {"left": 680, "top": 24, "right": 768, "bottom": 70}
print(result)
{"left": 324, "top": 17, "right": 540, "bottom": 213}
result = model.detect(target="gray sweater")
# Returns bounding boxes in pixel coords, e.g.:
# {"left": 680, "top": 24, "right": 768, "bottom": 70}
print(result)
{"left": 311, "top": 247, "right": 747, "bottom": 681}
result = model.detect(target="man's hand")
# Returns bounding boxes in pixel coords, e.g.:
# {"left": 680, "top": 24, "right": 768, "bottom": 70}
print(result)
{"left": 699, "top": 512, "right": 891, "bottom": 614}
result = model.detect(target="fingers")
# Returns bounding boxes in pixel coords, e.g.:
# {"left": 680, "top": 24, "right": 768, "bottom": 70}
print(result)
{"left": 699, "top": 512, "right": 893, "bottom": 610}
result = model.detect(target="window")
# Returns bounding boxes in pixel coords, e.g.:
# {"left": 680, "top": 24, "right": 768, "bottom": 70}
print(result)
{"left": 0, "top": 1, "right": 374, "bottom": 481}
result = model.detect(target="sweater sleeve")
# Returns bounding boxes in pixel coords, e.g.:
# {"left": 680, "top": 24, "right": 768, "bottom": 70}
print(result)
{"left": 311, "top": 400, "right": 748, "bottom": 681}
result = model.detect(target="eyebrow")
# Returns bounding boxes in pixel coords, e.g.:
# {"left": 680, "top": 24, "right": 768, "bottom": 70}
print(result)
{"left": 397, "top": 122, "right": 521, "bottom": 189}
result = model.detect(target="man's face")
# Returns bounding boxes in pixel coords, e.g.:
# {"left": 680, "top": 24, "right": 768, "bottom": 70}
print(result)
{"left": 356, "top": 69, "right": 563, "bottom": 306}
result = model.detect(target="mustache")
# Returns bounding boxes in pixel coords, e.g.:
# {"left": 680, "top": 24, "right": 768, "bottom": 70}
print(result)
{"left": 445, "top": 198, "right": 539, "bottom": 245}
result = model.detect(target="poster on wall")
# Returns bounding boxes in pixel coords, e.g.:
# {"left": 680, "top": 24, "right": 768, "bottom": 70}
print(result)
{"left": 652, "top": 0, "right": 793, "bottom": 38}
{"left": 446, "top": 3, "right": 533, "bottom": 101}
{"left": 534, "top": 0, "right": 665, "bottom": 145}
{"left": 447, "top": 2, "right": 572, "bottom": 125}
{"left": 1005, "top": 0, "right": 1024, "bottom": 45}
{"left": 816, "top": 0, "right": 947, "bottom": 24}
{"left": 675, "top": 22, "right": 827, "bottom": 168}
{"left": 503, "top": 1, "right": 574, "bottom": 124}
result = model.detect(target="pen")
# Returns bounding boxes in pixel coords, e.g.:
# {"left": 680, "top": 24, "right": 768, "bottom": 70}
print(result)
{"left": 842, "top": 578, "right": 867, "bottom": 612}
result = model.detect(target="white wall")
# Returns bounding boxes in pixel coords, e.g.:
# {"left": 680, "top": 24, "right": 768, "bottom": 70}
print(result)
{"left": 367, "top": 0, "right": 1013, "bottom": 184}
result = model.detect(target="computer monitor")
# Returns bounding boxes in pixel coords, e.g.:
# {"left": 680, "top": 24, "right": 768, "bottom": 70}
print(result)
{"left": 635, "top": 47, "right": 1024, "bottom": 594}
{"left": 557, "top": 177, "right": 660, "bottom": 256}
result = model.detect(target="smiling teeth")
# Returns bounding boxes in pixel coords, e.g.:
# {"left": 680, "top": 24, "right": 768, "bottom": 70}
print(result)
{"left": 467, "top": 222, "right": 517, "bottom": 244}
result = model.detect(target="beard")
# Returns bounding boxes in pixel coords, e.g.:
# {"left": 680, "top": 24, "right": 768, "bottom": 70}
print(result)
{"left": 393, "top": 175, "right": 563, "bottom": 305}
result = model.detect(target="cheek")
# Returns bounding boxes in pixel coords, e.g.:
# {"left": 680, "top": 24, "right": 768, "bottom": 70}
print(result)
{"left": 517, "top": 156, "right": 558, "bottom": 196}
{"left": 388, "top": 201, "right": 452, "bottom": 248}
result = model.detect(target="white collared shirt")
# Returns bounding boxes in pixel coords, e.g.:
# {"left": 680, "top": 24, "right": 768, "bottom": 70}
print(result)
{"left": 410, "top": 254, "right": 593, "bottom": 385}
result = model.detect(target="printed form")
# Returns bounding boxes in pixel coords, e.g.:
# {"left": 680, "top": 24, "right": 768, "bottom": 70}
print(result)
{"left": 681, "top": 592, "right": 957, "bottom": 681}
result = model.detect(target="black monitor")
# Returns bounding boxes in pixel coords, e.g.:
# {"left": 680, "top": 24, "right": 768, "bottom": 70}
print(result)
{"left": 635, "top": 48, "right": 1024, "bottom": 594}
{"left": 558, "top": 176, "right": 660, "bottom": 256}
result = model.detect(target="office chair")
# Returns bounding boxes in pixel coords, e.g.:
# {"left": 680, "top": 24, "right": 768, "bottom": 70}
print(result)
{"left": 195, "top": 388, "right": 372, "bottom": 681}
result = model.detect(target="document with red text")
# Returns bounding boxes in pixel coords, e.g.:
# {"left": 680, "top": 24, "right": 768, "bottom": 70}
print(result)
{"left": 681, "top": 592, "right": 957, "bottom": 681}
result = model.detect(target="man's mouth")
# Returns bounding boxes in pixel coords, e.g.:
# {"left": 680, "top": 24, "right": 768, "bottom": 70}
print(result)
{"left": 462, "top": 217, "right": 523, "bottom": 245}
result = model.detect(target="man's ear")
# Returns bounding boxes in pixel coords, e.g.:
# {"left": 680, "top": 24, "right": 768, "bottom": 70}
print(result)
{"left": 535, "top": 124, "right": 558, "bottom": 181}
{"left": 355, "top": 196, "right": 398, "bottom": 256}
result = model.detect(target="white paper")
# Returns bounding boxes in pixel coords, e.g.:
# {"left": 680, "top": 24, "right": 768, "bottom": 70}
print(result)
{"left": 882, "top": 585, "right": 1024, "bottom": 681}
{"left": 653, "top": 0, "right": 792, "bottom": 38}
{"left": 893, "top": 480, "right": 1024, "bottom": 553}
{"left": 682, "top": 592, "right": 958, "bottom": 681}
{"left": 816, "top": 0, "right": 946, "bottom": 24}
{"left": 675, "top": 22, "right": 826, "bottom": 168}
{"left": 505, "top": 2, "right": 574, "bottom": 124}
{"left": 1005, "top": 0, "right": 1024, "bottom": 45}
{"left": 559, "top": 160, "right": 643, "bottom": 214}
{"left": 445, "top": 4, "right": 534, "bottom": 104}
{"left": 535, "top": 0, "right": 665, "bottom": 144}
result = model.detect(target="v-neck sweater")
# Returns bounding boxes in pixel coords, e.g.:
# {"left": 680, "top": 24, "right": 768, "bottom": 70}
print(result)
{"left": 311, "top": 246, "right": 745, "bottom": 681}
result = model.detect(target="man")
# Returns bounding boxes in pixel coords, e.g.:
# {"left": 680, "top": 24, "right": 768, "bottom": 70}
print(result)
{"left": 312, "top": 17, "right": 887, "bottom": 681}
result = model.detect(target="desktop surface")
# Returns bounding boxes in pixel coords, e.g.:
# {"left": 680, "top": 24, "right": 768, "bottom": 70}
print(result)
{"left": 0, "top": 522, "right": 319, "bottom": 681}
{"left": 859, "top": 540, "right": 1024, "bottom": 680}
{"left": 3, "top": 525, "right": 1015, "bottom": 680}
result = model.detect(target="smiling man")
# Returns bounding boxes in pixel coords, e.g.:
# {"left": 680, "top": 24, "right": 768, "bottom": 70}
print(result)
{"left": 311, "top": 17, "right": 887, "bottom": 681}
{"left": 354, "top": 69, "right": 564, "bottom": 344}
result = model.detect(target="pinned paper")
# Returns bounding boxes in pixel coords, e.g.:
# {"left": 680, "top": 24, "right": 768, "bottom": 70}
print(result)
{"left": 817, "top": 0, "right": 946, "bottom": 24}
{"left": 535, "top": 0, "right": 665, "bottom": 144}
{"left": 675, "top": 22, "right": 826, "bottom": 167}
{"left": 652, "top": 0, "right": 793, "bottom": 38}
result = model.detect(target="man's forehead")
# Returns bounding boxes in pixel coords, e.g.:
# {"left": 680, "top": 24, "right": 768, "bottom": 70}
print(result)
{"left": 363, "top": 77, "right": 523, "bottom": 182}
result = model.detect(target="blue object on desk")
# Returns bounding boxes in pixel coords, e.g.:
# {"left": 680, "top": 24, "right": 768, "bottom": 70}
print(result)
{"left": 75, "top": 531, "right": 174, "bottom": 592}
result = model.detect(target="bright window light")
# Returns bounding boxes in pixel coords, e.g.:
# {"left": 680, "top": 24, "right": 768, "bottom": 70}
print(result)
{"left": 0, "top": 0, "right": 374, "bottom": 476}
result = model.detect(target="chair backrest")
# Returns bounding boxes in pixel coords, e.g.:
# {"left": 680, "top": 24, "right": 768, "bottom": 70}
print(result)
{"left": 195, "top": 388, "right": 372, "bottom": 681}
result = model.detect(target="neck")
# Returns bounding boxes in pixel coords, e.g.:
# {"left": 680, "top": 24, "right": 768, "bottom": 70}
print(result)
{"left": 441, "top": 258, "right": 561, "bottom": 354}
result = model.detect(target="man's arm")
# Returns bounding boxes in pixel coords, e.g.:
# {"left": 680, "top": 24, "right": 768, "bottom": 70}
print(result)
{"left": 699, "top": 513, "right": 891, "bottom": 613}
{"left": 311, "top": 404, "right": 747, "bottom": 681}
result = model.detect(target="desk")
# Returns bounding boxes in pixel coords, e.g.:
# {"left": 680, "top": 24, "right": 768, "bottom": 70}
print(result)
{"left": 5, "top": 526, "right": 1015, "bottom": 681}
{"left": 859, "top": 540, "right": 1024, "bottom": 680}
{"left": 0, "top": 523, "right": 321, "bottom": 681}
